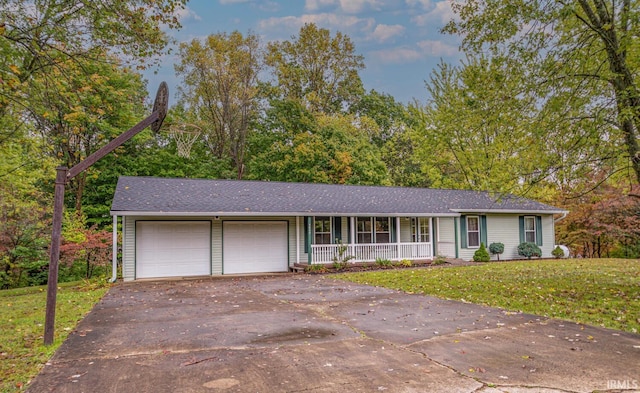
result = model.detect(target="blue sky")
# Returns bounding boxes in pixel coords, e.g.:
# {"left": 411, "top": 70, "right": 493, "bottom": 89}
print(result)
{"left": 144, "top": 0, "right": 463, "bottom": 105}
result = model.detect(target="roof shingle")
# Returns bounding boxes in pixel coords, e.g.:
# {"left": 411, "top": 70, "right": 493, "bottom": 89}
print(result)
{"left": 110, "top": 176, "right": 564, "bottom": 216}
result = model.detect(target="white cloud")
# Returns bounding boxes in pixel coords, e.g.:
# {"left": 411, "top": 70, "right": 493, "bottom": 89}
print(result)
{"left": 405, "top": 0, "right": 431, "bottom": 10}
{"left": 339, "top": 0, "right": 382, "bottom": 13}
{"left": 305, "top": 0, "right": 383, "bottom": 13}
{"left": 174, "top": 6, "right": 202, "bottom": 22}
{"left": 258, "top": 13, "right": 374, "bottom": 33}
{"left": 411, "top": 1, "right": 456, "bottom": 26}
{"left": 416, "top": 39, "right": 459, "bottom": 56}
{"left": 370, "top": 24, "right": 405, "bottom": 43}
{"left": 305, "top": 0, "right": 338, "bottom": 11}
{"left": 370, "top": 47, "right": 422, "bottom": 64}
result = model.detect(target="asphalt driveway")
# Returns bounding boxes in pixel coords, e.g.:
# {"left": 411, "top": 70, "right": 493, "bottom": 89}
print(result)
{"left": 28, "top": 274, "right": 640, "bottom": 392}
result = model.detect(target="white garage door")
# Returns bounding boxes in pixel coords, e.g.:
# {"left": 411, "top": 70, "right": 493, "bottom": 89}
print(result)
{"left": 223, "top": 221, "right": 288, "bottom": 274}
{"left": 136, "top": 221, "right": 211, "bottom": 279}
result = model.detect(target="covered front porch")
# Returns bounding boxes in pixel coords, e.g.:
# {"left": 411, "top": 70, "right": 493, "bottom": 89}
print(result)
{"left": 299, "top": 216, "right": 436, "bottom": 264}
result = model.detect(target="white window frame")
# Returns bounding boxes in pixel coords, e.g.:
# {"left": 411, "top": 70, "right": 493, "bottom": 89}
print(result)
{"left": 375, "top": 217, "right": 391, "bottom": 244}
{"left": 466, "top": 216, "right": 480, "bottom": 248}
{"left": 314, "top": 216, "right": 332, "bottom": 244}
{"left": 524, "top": 216, "right": 536, "bottom": 244}
{"left": 356, "top": 217, "right": 372, "bottom": 244}
{"left": 411, "top": 217, "right": 430, "bottom": 243}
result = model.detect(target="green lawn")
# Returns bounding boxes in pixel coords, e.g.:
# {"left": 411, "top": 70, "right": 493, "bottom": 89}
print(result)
{"left": 335, "top": 259, "right": 639, "bottom": 333}
{"left": 0, "top": 281, "right": 109, "bottom": 392}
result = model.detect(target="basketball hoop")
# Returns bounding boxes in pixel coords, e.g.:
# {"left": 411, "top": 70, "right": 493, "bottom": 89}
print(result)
{"left": 169, "top": 124, "right": 201, "bottom": 158}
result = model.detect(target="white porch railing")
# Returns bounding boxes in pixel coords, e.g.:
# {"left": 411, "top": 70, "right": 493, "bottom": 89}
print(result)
{"left": 310, "top": 242, "right": 433, "bottom": 264}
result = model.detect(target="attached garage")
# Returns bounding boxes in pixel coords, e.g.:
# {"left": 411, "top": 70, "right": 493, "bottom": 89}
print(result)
{"left": 136, "top": 221, "right": 211, "bottom": 279}
{"left": 223, "top": 221, "right": 288, "bottom": 274}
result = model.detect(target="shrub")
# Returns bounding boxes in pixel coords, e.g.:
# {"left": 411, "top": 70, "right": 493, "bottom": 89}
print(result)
{"left": 305, "top": 264, "right": 328, "bottom": 273}
{"left": 398, "top": 259, "right": 412, "bottom": 267}
{"left": 473, "top": 243, "right": 490, "bottom": 262}
{"left": 552, "top": 246, "right": 565, "bottom": 259}
{"left": 489, "top": 242, "right": 504, "bottom": 260}
{"left": 375, "top": 258, "right": 392, "bottom": 267}
{"left": 518, "top": 242, "right": 542, "bottom": 259}
{"left": 432, "top": 255, "right": 447, "bottom": 265}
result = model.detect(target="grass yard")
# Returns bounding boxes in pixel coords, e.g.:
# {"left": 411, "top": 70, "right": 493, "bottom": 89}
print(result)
{"left": 335, "top": 258, "right": 640, "bottom": 334}
{"left": 0, "top": 280, "right": 109, "bottom": 392}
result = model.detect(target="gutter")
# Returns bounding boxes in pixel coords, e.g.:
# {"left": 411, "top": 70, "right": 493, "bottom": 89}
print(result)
{"left": 554, "top": 211, "right": 569, "bottom": 223}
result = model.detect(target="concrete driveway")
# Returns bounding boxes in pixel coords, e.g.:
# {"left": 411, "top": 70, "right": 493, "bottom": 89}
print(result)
{"left": 28, "top": 274, "right": 639, "bottom": 393}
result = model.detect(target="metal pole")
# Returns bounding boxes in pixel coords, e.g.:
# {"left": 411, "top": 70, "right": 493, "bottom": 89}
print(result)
{"left": 43, "top": 82, "right": 168, "bottom": 346}
{"left": 44, "top": 166, "right": 68, "bottom": 345}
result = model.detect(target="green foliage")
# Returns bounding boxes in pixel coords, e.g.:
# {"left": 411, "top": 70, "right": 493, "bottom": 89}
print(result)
{"left": 0, "top": 280, "right": 109, "bottom": 391}
{"left": 375, "top": 258, "right": 392, "bottom": 267}
{"left": 399, "top": 259, "right": 413, "bottom": 267}
{"left": 432, "top": 255, "right": 447, "bottom": 265}
{"left": 518, "top": 242, "right": 542, "bottom": 259}
{"left": 473, "top": 243, "right": 490, "bottom": 262}
{"left": 331, "top": 240, "right": 355, "bottom": 267}
{"left": 265, "top": 23, "right": 365, "bottom": 114}
{"left": 442, "top": 0, "right": 640, "bottom": 185}
{"left": 552, "top": 246, "right": 565, "bottom": 259}
{"left": 175, "top": 31, "right": 262, "bottom": 179}
{"left": 336, "top": 259, "right": 640, "bottom": 333}
{"left": 247, "top": 100, "right": 390, "bottom": 185}
{"left": 489, "top": 242, "right": 504, "bottom": 260}
{"left": 305, "top": 264, "right": 328, "bottom": 273}
{"left": 417, "top": 57, "right": 542, "bottom": 193}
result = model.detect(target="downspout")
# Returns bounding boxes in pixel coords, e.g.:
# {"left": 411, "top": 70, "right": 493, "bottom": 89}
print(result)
{"left": 110, "top": 214, "right": 118, "bottom": 283}
{"left": 554, "top": 211, "right": 568, "bottom": 223}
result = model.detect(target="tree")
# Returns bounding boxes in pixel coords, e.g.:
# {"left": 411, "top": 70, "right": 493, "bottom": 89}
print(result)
{"left": 247, "top": 100, "right": 389, "bottom": 185}
{"left": 443, "top": 0, "right": 640, "bottom": 189}
{"left": 555, "top": 180, "right": 640, "bottom": 258}
{"left": 0, "top": 0, "right": 185, "bottom": 140}
{"left": 417, "top": 57, "right": 540, "bottom": 193}
{"left": 0, "top": 136, "right": 55, "bottom": 288}
{"left": 265, "top": 23, "right": 365, "bottom": 114}
{"left": 175, "top": 31, "right": 262, "bottom": 179}
{"left": 27, "top": 53, "right": 147, "bottom": 213}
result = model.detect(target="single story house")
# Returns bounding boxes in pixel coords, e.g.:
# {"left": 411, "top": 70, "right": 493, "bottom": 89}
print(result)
{"left": 110, "top": 176, "right": 568, "bottom": 281}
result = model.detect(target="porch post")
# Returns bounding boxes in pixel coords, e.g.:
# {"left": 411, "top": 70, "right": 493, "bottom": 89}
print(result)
{"left": 306, "top": 217, "right": 312, "bottom": 264}
{"left": 350, "top": 216, "right": 355, "bottom": 244}
{"left": 395, "top": 216, "right": 401, "bottom": 260}
{"left": 110, "top": 215, "right": 118, "bottom": 282}
{"left": 430, "top": 217, "right": 434, "bottom": 258}
{"left": 296, "top": 216, "right": 300, "bottom": 264}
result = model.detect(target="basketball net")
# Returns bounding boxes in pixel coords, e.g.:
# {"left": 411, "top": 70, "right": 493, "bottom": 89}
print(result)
{"left": 169, "top": 124, "right": 201, "bottom": 158}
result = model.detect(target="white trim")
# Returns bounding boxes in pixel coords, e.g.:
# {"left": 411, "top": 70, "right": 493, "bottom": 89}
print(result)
{"left": 111, "top": 210, "right": 462, "bottom": 217}
{"left": 452, "top": 209, "right": 567, "bottom": 215}
{"left": 296, "top": 216, "right": 300, "bottom": 264}
{"left": 466, "top": 215, "right": 480, "bottom": 249}
{"left": 110, "top": 215, "right": 118, "bottom": 283}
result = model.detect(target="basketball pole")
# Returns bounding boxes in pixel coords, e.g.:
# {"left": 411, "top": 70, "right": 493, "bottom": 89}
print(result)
{"left": 44, "top": 82, "right": 168, "bottom": 345}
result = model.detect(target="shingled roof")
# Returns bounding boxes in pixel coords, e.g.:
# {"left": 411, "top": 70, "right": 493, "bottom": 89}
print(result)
{"left": 110, "top": 176, "right": 564, "bottom": 216}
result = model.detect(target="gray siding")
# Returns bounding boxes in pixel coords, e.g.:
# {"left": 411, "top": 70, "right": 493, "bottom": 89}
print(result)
{"left": 437, "top": 217, "right": 456, "bottom": 258}
{"left": 122, "top": 215, "right": 298, "bottom": 280}
{"left": 459, "top": 214, "right": 556, "bottom": 261}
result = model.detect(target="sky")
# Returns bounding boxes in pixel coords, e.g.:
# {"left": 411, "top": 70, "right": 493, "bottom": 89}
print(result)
{"left": 144, "top": 0, "right": 464, "bottom": 105}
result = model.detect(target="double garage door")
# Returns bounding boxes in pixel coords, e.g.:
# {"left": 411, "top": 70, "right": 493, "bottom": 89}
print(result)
{"left": 135, "top": 221, "right": 288, "bottom": 279}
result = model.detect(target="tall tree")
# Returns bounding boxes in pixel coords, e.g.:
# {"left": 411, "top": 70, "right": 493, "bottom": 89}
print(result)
{"left": 443, "top": 0, "right": 640, "bottom": 189}
{"left": 0, "top": 0, "right": 185, "bottom": 140}
{"left": 265, "top": 23, "right": 365, "bottom": 114}
{"left": 247, "top": 99, "right": 389, "bottom": 185}
{"left": 175, "top": 31, "right": 262, "bottom": 179}
{"left": 28, "top": 53, "right": 147, "bottom": 213}
{"left": 418, "top": 57, "right": 542, "bottom": 193}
